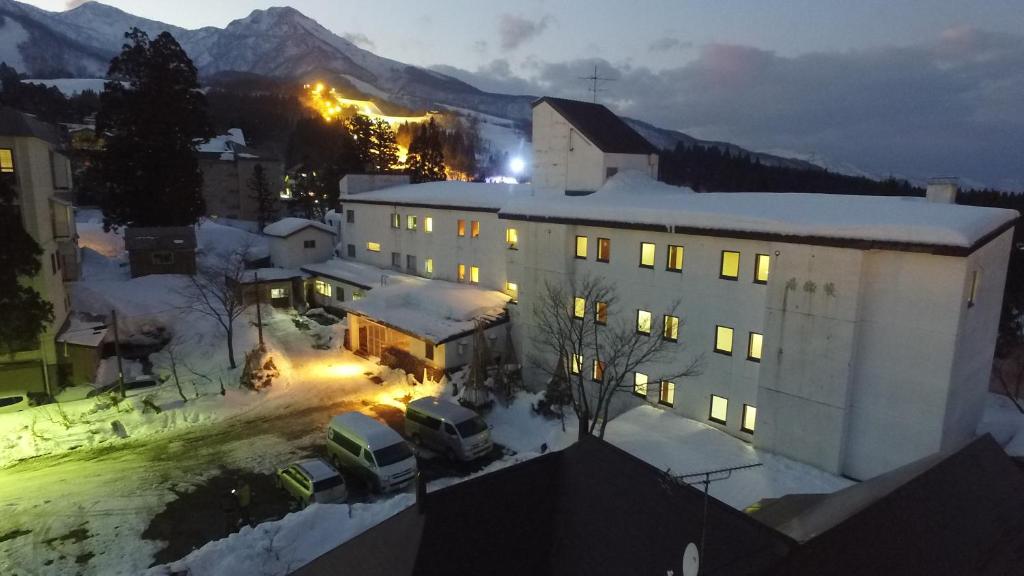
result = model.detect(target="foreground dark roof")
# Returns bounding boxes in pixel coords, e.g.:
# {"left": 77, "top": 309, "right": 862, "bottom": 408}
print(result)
{"left": 124, "top": 226, "right": 197, "bottom": 251}
{"left": 295, "top": 437, "right": 793, "bottom": 576}
{"left": 0, "top": 107, "right": 61, "bottom": 145}
{"left": 768, "top": 435, "right": 1024, "bottom": 576}
{"left": 533, "top": 96, "right": 658, "bottom": 155}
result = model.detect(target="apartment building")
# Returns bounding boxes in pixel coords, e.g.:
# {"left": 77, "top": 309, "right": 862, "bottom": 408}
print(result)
{"left": 317, "top": 98, "right": 1017, "bottom": 480}
{"left": 0, "top": 108, "right": 80, "bottom": 396}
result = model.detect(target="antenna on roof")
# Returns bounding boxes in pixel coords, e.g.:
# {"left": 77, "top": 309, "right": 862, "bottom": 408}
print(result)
{"left": 579, "top": 64, "right": 615, "bottom": 103}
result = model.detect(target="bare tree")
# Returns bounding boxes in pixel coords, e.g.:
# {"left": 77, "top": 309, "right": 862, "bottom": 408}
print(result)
{"left": 161, "top": 337, "right": 189, "bottom": 403}
{"left": 531, "top": 274, "right": 704, "bottom": 440}
{"left": 995, "top": 347, "right": 1024, "bottom": 413}
{"left": 178, "top": 243, "right": 252, "bottom": 369}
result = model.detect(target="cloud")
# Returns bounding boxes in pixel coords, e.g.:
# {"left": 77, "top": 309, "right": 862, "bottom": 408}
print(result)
{"left": 648, "top": 37, "right": 693, "bottom": 52}
{"left": 65, "top": 0, "right": 91, "bottom": 9}
{"left": 342, "top": 33, "right": 375, "bottom": 50}
{"left": 498, "top": 14, "right": 551, "bottom": 51}
{"left": 472, "top": 40, "right": 488, "bottom": 55}
{"left": 438, "top": 29, "right": 1024, "bottom": 188}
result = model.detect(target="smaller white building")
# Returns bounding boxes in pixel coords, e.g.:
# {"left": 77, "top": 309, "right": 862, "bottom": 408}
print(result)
{"left": 263, "top": 217, "right": 336, "bottom": 269}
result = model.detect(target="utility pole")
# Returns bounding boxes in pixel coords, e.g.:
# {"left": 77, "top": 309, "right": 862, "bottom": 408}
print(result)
{"left": 254, "top": 270, "right": 264, "bottom": 348}
{"left": 111, "top": 308, "right": 125, "bottom": 399}
{"left": 579, "top": 64, "right": 616, "bottom": 103}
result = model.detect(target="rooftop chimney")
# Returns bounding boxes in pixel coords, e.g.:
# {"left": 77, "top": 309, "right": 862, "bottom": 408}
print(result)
{"left": 926, "top": 177, "right": 959, "bottom": 204}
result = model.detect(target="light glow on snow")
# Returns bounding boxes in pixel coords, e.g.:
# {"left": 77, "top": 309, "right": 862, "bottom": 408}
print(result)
{"left": 509, "top": 156, "right": 526, "bottom": 174}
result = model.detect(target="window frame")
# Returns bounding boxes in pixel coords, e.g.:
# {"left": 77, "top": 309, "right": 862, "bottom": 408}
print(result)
{"left": 753, "top": 254, "right": 770, "bottom": 285}
{"left": 747, "top": 332, "right": 763, "bottom": 363}
{"left": 633, "top": 372, "right": 648, "bottom": 398}
{"left": 720, "top": 250, "right": 740, "bottom": 281}
{"left": 666, "top": 245, "right": 684, "bottom": 272}
{"left": 457, "top": 219, "right": 466, "bottom": 237}
{"left": 471, "top": 220, "right": 480, "bottom": 238}
{"left": 391, "top": 213, "right": 400, "bottom": 229}
{"left": 569, "top": 353, "right": 583, "bottom": 375}
{"left": 663, "top": 314, "right": 679, "bottom": 342}
{"left": 303, "top": 239, "right": 316, "bottom": 249}
{"left": 457, "top": 263, "right": 466, "bottom": 282}
{"left": 594, "top": 301, "right": 608, "bottom": 325}
{"left": 470, "top": 266, "right": 480, "bottom": 284}
{"left": 575, "top": 236, "right": 588, "bottom": 259}
{"left": 709, "top": 394, "right": 728, "bottom": 425}
{"left": 424, "top": 216, "right": 433, "bottom": 233}
{"left": 407, "top": 214, "right": 418, "bottom": 230}
{"left": 639, "top": 242, "right": 656, "bottom": 269}
{"left": 314, "top": 279, "right": 332, "bottom": 297}
{"left": 659, "top": 380, "right": 675, "bottom": 407}
{"left": 573, "top": 297, "right": 586, "bottom": 320}
{"left": 714, "top": 325, "right": 734, "bottom": 356}
{"left": 0, "top": 148, "right": 14, "bottom": 173}
{"left": 741, "top": 404, "right": 757, "bottom": 434}
{"left": 597, "top": 237, "right": 611, "bottom": 263}
{"left": 150, "top": 251, "right": 174, "bottom": 265}
{"left": 270, "top": 287, "right": 288, "bottom": 299}
{"left": 506, "top": 227, "right": 519, "bottom": 250}
{"left": 636, "top": 309, "right": 652, "bottom": 335}
{"left": 346, "top": 209, "right": 354, "bottom": 223}
{"left": 346, "top": 244, "right": 356, "bottom": 257}
{"left": 425, "top": 258, "right": 434, "bottom": 275}
{"left": 592, "top": 359, "right": 605, "bottom": 383}
{"left": 968, "top": 270, "right": 980, "bottom": 307}
{"left": 366, "top": 242, "right": 381, "bottom": 252}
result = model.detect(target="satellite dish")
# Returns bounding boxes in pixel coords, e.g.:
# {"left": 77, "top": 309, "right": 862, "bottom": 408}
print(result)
{"left": 681, "top": 542, "right": 700, "bottom": 576}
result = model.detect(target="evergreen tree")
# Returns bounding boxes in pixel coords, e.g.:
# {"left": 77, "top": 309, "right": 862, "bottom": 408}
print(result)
{"left": 346, "top": 114, "right": 374, "bottom": 170}
{"left": 0, "top": 177, "right": 54, "bottom": 354}
{"left": 96, "top": 28, "right": 212, "bottom": 231}
{"left": 370, "top": 119, "right": 399, "bottom": 173}
{"left": 406, "top": 118, "right": 446, "bottom": 183}
{"left": 248, "top": 163, "right": 277, "bottom": 232}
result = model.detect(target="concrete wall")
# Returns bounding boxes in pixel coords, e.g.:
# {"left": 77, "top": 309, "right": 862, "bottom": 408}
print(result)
{"left": 532, "top": 102, "right": 606, "bottom": 195}
{"left": 200, "top": 157, "right": 283, "bottom": 221}
{"left": 268, "top": 228, "right": 336, "bottom": 269}
{"left": 605, "top": 152, "right": 658, "bottom": 180}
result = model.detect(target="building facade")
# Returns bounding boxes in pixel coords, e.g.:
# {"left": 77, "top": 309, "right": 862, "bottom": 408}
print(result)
{"left": 318, "top": 98, "right": 1016, "bottom": 480}
{"left": 0, "top": 108, "right": 80, "bottom": 396}
{"left": 197, "top": 129, "right": 284, "bottom": 222}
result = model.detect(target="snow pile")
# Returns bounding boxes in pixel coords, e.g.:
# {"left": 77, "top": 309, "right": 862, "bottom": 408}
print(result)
{"left": 604, "top": 405, "right": 854, "bottom": 509}
{"left": 501, "top": 170, "right": 1018, "bottom": 248}
{"left": 301, "top": 258, "right": 414, "bottom": 290}
{"left": 340, "top": 276, "right": 510, "bottom": 342}
{"left": 263, "top": 217, "right": 335, "bottom": 238}
{"left": 977, "top": 392, "right": 1024, "bottom": 456}
{"left": 346, "top": 180, "right": 531, "bottom": 211}
{"left": 197, "top": 219, "right": 269, "bottom": 262}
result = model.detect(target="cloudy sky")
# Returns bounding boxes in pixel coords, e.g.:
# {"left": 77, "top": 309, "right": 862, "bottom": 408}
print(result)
{"left": 27, "top": 0, "right": 1024, "bottom": 188}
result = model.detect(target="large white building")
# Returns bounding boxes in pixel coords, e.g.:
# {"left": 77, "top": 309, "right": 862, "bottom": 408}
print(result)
{"left": 309, "top": 97, "right": 1017, "bottom": 480}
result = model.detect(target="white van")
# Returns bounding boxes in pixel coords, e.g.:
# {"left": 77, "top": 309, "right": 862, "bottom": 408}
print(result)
{"left": 405, "top": 397, "right": 493, "bottom": 462}
{"left": 326, "top": 412, "right": 417, "bottom": 492}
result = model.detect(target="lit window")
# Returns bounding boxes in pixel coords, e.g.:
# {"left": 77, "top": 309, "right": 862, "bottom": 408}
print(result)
{"left": 407, "top": 215, "right": 417, "bottom": 230}
{"left": 0, "top": 149, "right": 13, "bottom": 173}
{"left": 471, "top": 220, "right": 480, "bottom": 238}
{"left": 659, "top": 381, "right": 675, "bottom": 407}
{"left": 424, "top": 217, "right": 433, "bottom": 233}
{"left": 270, "top": 287, "right": 287, "bottom": 299}
{"left": 715, "top": 325, "right": 734, "bottom": 355}
{"left": 595, "top": 301, "right": 608, "bottom": 325}
{"left": 709, "top": 395, "right": 728, "bottom": 424}
{"left": 742, "top": 404, "right": 757, "bottom": 433}
{"left": 458, "top": 263, "right": 466, "bottom": 282}
{"left": 470, "top": 266, "right": 479, "bottom": 283}
{"left": 573, "top": 297, "right": 586, "bottom": 319}
{"left": 575, "top": 236, "right": 588, "bottom": 259}
{"left": 663, "top": 315, "right": 679, "bottom": 341}
{"left": 633, "top": 372, "right": 648, "bottom": 397}
{"left": 391, "top": 213, "right": 400, "bottom": 229}
{"left": 506, "top": 281, "right": 518, "bottom": 303}
{"left": 968, "top": 270, "right": 980, "bottom": 307}
{"left": 639, "top": 242, "right": 655, "bottom": 268}
{"left": 592, "top": 359, "right": 605, "bottom": 382}
{"left": 667, "top": 245, "right": 684, "bottom": 272}
{"left": 597, "top": 238, "right": 611, "bottom": 262}
{"left": 570, "top": 354, "right": 582, "bottom": 375}
{"left": 720, "top": 251, "right": 740, "bottom": 280}
{"left": 314, "top": 280, "right": 332, "bottom": 297}
{"left": 754, "top": 254, "right": 770, "bottom": 284}
{"left": 747, "top": 332, "right": 763, "bottom": 362}
{"left": 457, "top": 219, "right": 466, "bottom": 237}
{"left": 366, "top": 242, "right": 381, "bottom": 252}
{"left": 425, "top": 258, "right": 433, "bottom": 274}
{"left": 352, "top": 290, "right": 364, "bottom": 300}
{"left": 637, "top": 310, "right": 652, "bottom": 335}
{"left": 506, "top": 227, "right": 519, "bottom": 249}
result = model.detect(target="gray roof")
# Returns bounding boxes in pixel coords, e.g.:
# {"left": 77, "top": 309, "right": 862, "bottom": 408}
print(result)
{"left": 0, "top": 107, "right": 61, "bottom": 145}
{"left": 124, "top": 226, "right": 197, "bottom": 251}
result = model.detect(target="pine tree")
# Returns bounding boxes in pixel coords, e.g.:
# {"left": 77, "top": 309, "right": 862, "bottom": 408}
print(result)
{"left": 370, "top": 119, "right": 399, "bottom": 173}
{"left": 0, "top": 176, "right": 54, "bottom": 354}
{"left": 96, "top": 28, "right": 212, "bottom": 231}
{"left": 248, "top": 163, "right": 276, "bottom": 232}
{"left": 346, "top": 114, "right": 374, "bottom": 170}
{"left": 406, "top": 118, "right": 446, "bottom": 183}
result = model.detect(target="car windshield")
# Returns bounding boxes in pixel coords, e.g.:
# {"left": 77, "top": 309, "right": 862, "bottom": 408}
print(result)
{"left": 313, "top": 474, "right": 345, "bottom": 492}
{"left": 455, "top": 416, "right": 488, "bottom": 438}
{"left": 373, "top": 441, "right": 414, "bottom": 467}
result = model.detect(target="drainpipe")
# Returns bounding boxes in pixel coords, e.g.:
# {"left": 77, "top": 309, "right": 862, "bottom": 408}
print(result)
{"left": 40, "top": 355, "right": 52, "bottom": 398}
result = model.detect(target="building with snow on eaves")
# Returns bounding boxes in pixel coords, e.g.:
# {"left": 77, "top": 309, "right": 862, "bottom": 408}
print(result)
{"left": 318, "top": 96, "right": 1018, "bottom": 481}
{"left": 196, "top": 128, "right": 284, "bottom": 222}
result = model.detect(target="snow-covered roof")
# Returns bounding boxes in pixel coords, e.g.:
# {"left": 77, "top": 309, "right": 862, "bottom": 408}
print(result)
{"left": 263, "top": 217, "right": 336, "bottom": 238}
{"left": 300, "top": 258, "right": 413, "bottom": 290}
{"left": 340, "top": 277, "right": 510, "bottom": 343}
{"left": 329, "top": 412, "right": 404, "bottom": 449}
{"left": 56, "top": 321, "right": 109, "bottom": 348}
{"left": 196, "top": 128, "right": 246, "bottom": 153}
{"left": 341, "top": 180, "right": 531, "bottom": 212}
{"left": 295, "top": 458, "right": 341, "bottom": 482}
{"left": 239, "top": 267, "right": 307, "bottom": 284}
{"left": 500, "top": 171, "right": 1019, "bottom": 252}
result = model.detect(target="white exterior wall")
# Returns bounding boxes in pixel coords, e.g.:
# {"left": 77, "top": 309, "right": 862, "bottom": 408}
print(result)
{"left": 605, "top": 152, "right": 658, "bottom": 181}
{"left": 268, "top": 228, "right": 336, "bottom": 269}
{"left": 531, "top": 102, "right": 609, "bottom": 195}
{"left": 341, "top": 202, "right": 509, "bottom": 291}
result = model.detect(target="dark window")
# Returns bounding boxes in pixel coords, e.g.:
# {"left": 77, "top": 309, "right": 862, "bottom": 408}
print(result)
{"left": 444, "top": 422, "right": 458, "bottom": 436}
{"left": 455, "top": 417, "right": 488, "bottom": 438}
{"left": 373, "top": 441, "right": 414, "bottom": 466}
{"left": 335, "top": 287, "right": 344, "bottom": 301}
{"left": 331, "top": 429, "right": 362, "bottom": 456}
{"left": 303, "top": 239, "right": 316, "bottom": 249}
{"left": 425, "top": 342, "right": 434, "bottom": 360}
{"left": 346, "top": 210, "right": 355, "bottom": 223}
{"left": 50, "top": 252, "right": 56, "bottom": 274}
{"left": 391, "top": 252, "right": 401, "bottom": 267}
{"left": 151, "top": 251, "right": 174, "bottom": 265}
{"left": 391, "top": 213, "right": 400, "bottom": 229}
{"left": 406, "top": 254, "right": 417, "bottom": 272}
{"left": 408, "top": 408, "right": 442, "bottom": 430}
{"left": 312, "top": 474, "right": 345, "bottom": 492}
{"left": 0, "top": 395, "right": 25, "bottom": 408}
{"left": 606, "top": 167, "right": 618, "bottom": 179}
{"left": 347, "top": 244, "right": 355, "bottom": 257}
{"left": 362, "top": 448, "right": 375, "bottom": 465}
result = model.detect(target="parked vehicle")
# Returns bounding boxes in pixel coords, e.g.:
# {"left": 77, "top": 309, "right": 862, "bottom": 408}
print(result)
{"left": 0, "top": 391, "right": 31, "bottom": 414}
{"left": 326, "top": 412, "right": 417, "bottom": 492}
{"left": 275, "top": 458, "right": 348, "bottom": 507}
{"left": 405, "top": 397, "right": 493, "bottom": 462}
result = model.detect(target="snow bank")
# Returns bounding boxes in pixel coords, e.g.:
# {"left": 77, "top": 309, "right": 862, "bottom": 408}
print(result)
{"left": 263, "top": 217, "right": 334, "bottom": 238}
{"left": 977, "top": 392, "right": 1024, "bottom": 455}
{"left": 345, "top": 180, "right": 530, "bottom": 211}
